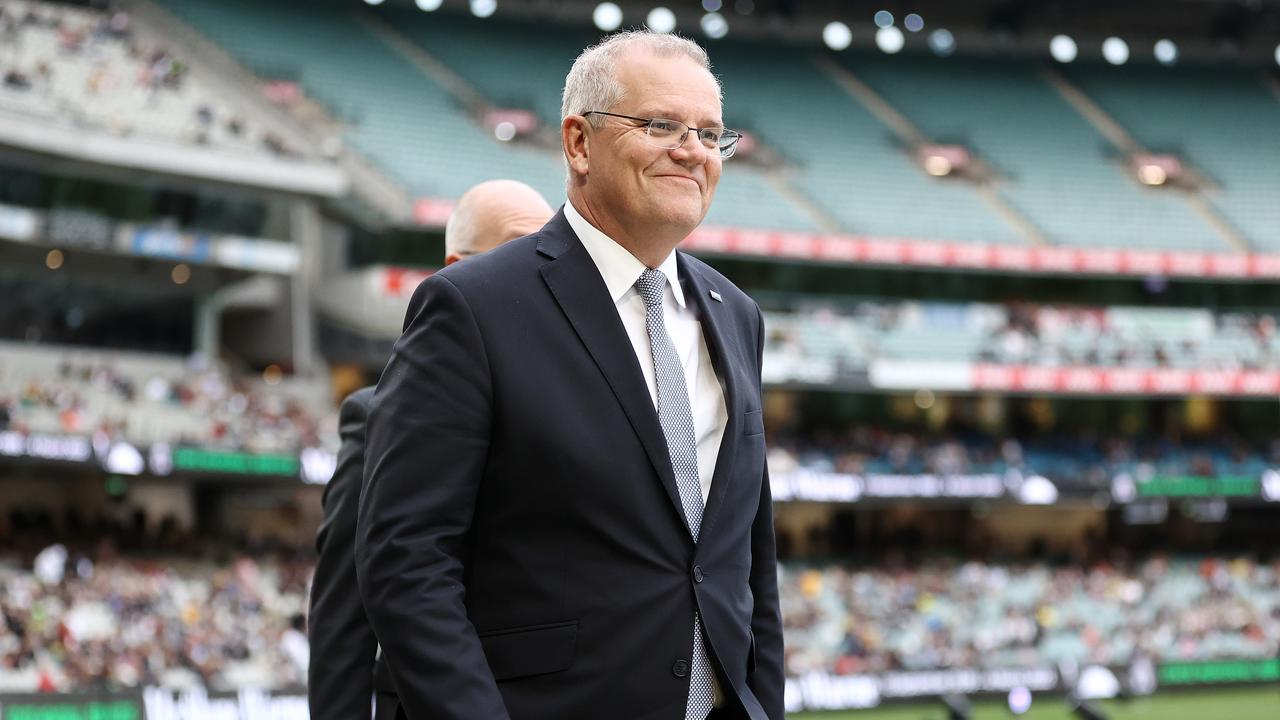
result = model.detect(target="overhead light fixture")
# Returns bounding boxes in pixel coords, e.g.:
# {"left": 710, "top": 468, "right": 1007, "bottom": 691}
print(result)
{"left": 593, "top": 2, "right": 622, "bottom": 31}
{"left": 928, "top": 28, "right": 955, "bottom": 56}
{"left": 1154, "top": 39, "right": 1177, "bottom": 65}
{"left": 823, "top": 21, "right": 852, "bottom": 51}
{"left": 904, "top": 13, "right": 924, "bottom": 33}
{"left": 1102, "top": 36, "right": 1129, "bottom": 65}
{"left": 1050, "top": 34, "right": 1078, "bottom": 63}
{"left": 873, "top": 10, "right": 894, "bottom": 29}
{"left": 415, "top": 0, "right": 443, "bottom": 10}
{"left": 647, "top": 6, "right": 676, "bottom": 33}
{"left": 876, "top": 26, "right": 905, "bottom": 54}
{"left": 470, "top": 0, "right": 496, "bottom": 18}
{"left": 701, "top": 12, "right": 728, "bottom": 39}
{"left": 701, "top": 0, "right": 722, "bottom": 11}
{"left": 363, "top": 0, "right": 385, "bottom": 5}
{"left": 924, "top": 155, "right": 952, "bottom": 176}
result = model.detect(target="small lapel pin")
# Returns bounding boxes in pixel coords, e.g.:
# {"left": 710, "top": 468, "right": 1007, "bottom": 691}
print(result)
{"left": 709, "top": 290, "right": 723, "bottom": 303}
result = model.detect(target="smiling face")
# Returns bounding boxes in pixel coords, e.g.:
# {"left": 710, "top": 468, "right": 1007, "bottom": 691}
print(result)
{"left": 567, "top": 48, "right": 723, "bottom": 263}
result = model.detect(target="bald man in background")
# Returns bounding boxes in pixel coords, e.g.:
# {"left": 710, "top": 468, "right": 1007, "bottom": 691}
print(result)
{"left": 309, "top": 180, "right": 553, "bottom": 720}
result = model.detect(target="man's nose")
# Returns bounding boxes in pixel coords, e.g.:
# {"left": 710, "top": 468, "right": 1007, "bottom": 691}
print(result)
{"left": 669, "top": 130, "right": 709, "bottom": 164}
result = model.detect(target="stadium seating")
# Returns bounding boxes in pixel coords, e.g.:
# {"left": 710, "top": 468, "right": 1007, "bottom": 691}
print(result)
{"left": 1065, "top": 64, "right": 1280, "bottom": 252}
{"left": 845, "top": 54, "right": 1228, "bottom": 251}
{"left": 0, "top": 0, "right": 282, "bottom": 155}
{"left": 0, "top": 341, "right": 334, "bottom": 454}
{"left": 767, "top": 426, "right": 1276, "bottom": 491}
{"left": 0, "top": 552, "right": 311, "bottom": 692}
{"left": 780, "top": 556, "right": 1280, "bottom": 676}
{"left": 763, "top": 300, "right": 1280, "bottom": 376}
{"left": 156, "top": 0, "right": 568, "bottom": 203}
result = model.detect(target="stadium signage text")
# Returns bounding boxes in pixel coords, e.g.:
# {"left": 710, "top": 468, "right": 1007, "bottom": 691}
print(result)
{"left": 783, "top": 668, "right": 1058, "bottom": 712}
{"left": 771, "top": 469, "right": 1007, "bottom": 502}
{"left": 0, "top": 431, "right": 92, "bottom": 463}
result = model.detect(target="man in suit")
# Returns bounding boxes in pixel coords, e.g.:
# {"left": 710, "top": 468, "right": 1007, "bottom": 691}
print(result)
{"left": 357, "top": 31, "right": 783, "bottom": 720}
{"left": 308, "top": 180, "right": 553, "bottom": 720}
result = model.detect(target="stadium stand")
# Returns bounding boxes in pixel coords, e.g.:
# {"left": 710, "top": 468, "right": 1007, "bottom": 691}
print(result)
{"left": 763, "top": 300, "right": 1280, "bottom": 376}
{"left": 0, "top": 548, "right": 311, "bottom": 692}
{"left": 1065, "top": 64, "right": 1280, "bottom": 252}
{"left": 780, "top": 555, "right": 1280, "bottom": 676}
{"left": 0, "top": 0, "right": 295, "bottom": 156}
{"left": 844, "top": 54, "right": 1229, "bottom": 251}
{"left": 767, "top": 427, "right": 1279, "bottom": 492}
{"left": 0, "top": 342, "right": 334, "bottom": 454}
{"left": 155, "top": 0, "right": 567, "bottom": 203}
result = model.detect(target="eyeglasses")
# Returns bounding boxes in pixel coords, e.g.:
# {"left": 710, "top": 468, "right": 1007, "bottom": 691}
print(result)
{"left": 583, "top": 111, "right": 741, "bottom": 159}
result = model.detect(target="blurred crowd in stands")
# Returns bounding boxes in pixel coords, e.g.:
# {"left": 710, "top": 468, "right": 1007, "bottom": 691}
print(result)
{"left": 780, "top": 554, "right": 1280, "bottom": 678}
{"left": 0, "top": 352, "right": 333, "bottom": 454}
{"left": 0, "top": 0, "right": 295, "bottom": 155}
{"left": 0, "top": 518, "right": 311, "bottom": 693}
{"left": 766, "top": 427, "right": 1280, "bottom": 490}
{"left": 2, "top": 523, "right": 1276, "bottom": 692}
{"left": 764, "top": 300, "right": 1280, "bottom": 373}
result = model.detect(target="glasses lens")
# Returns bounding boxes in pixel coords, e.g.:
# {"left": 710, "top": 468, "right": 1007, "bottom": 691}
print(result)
{"left": 647, "top": 119, "right": 685, "bottom": 147}
{"left": 718, "top": 132, "right": 740, "bottom": 158}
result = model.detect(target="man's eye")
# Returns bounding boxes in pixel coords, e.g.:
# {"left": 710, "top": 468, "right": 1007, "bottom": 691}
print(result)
{"left": 649, "top": 120, "right": 679, "bottom": 133}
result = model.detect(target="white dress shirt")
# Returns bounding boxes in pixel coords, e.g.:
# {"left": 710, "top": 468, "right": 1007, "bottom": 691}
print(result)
{"left": 565, "top": 201, "right": 728, "bottom": 505}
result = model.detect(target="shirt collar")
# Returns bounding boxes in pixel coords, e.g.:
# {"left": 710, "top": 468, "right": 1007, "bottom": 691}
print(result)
{"left": 564, "top": 201, "right": 685, "bottom": 308}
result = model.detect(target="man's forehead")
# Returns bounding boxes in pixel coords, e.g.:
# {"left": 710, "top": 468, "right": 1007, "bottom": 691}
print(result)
{"left": 615, "top": 51, "right": 722, "bottom": 122}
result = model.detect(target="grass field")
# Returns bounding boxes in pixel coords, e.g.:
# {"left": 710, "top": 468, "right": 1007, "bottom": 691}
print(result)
{"left": 791, "top": 687, "right": 1280, "bottom": 720}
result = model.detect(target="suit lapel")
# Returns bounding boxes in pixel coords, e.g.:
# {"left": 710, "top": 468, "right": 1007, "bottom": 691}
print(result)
{"left": 679, "top": 253, "right": 744, "bottom": 547}
{"left": 537, "top": 214, "right": 693, "bottom": 540}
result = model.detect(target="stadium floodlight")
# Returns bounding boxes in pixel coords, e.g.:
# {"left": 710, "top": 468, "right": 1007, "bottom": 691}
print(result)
{"left": 702, "top": 0, "right": 722, "bottom": 11}
{"left": 1050, "top": 34, "right": 1078, "bottom": 63}
{"left": 701, "top": 12, "right": 728, "bottom": 39}
{"left": 875, "top": 26, "right": 905, "bottom": 54}
{"left": 470, "top": 0, "right": 497, "bottom": 18}
{"left": 1154, "top": 39, "right": 1178, "bottom": 65}
{"left": 593, "top": 2, "right": 623, "bottom": 31}
{"left": 363, "top": 0, "right": 385, "bottom": 5}
{"left": 415, "top": 0, "right": 444, "bottom": 10}
{"left": 874, "top": 10, "right": 894, "bottom": 29}
{"left": 494, "top": 121, "right": 517, "bottom": 142}
{"left": 904, "top": 13, "right": 924, "bottom": 32}
{"left": 1275, "top": 44, "right": 1280, "bottom": 66}
{"left": 928, "top": 28, "right": 955, "bottom": 56}
{"left": 822, "top": 21, "right": 852, "bottom": 51}
{"left": 647, "top": 7, "right": 677, "bottom": 33}
{"left": 1102, "top": 37, "right": 1129, "bottom": 65}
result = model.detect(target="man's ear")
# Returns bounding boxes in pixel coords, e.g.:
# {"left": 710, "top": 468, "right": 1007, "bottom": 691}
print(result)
{"left": 444, "top": 253, "right": 462, "bottom": 266}
{"left": 562, "top": 115, "right": 591, "bottom": 177}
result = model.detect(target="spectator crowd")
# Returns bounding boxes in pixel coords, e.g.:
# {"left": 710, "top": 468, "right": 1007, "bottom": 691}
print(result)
{"left": 780, "top": 555, "right": 1280, "bottom": 678}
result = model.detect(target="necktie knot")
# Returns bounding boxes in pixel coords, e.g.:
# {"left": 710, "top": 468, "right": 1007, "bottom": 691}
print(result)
{"left": 635, "top": 268, "right": 666, "bottom": 310}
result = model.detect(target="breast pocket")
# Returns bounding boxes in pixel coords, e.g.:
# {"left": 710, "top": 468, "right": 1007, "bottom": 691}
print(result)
{"left": 478, "top": 619, "right": 578, "bottom": 681}
{"left": 743, "top": 409, "right": 764, "bottom": 437}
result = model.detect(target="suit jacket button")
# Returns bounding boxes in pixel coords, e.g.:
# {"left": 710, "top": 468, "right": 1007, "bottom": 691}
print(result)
{"left": 672, "top": 659, "right": 690, "bottom": 678}
{"left": 692, "top": 565, "right": 704, "bottom": 583}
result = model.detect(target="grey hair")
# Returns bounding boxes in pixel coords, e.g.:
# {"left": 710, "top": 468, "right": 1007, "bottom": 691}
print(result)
{"left": 561, "top": 31, "right": 720, "bottom": 127}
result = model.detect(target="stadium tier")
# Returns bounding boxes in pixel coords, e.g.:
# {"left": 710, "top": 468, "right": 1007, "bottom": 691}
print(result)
{"left": 1064, "top": 64, "right": 1280, "bottom": 252}
{"left": 0, "top": 0, "right": 297, "bottom": 157}
{"left": 36, "top": 0, "right": 1259, "bottom": 252}
{"left": 0, "top": 341, "right": 334, "bottom": 454}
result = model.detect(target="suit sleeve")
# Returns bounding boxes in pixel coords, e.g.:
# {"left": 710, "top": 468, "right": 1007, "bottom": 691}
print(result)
{"left": 747, "top": 304, "right": 785, "bottom": 718}
{"left": 309, "top": 389, "right": 378, "bottom": 720}
{"left": 355, "top": 274, "right": 510, "bottom": 720}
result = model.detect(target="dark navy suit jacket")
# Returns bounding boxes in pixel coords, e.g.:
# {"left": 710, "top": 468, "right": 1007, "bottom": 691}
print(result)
{"left": 356, "top": 209, "right": 784, "bottom": 720}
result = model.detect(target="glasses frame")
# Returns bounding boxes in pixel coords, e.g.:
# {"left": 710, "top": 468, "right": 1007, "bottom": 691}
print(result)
{"left": 583, "top": 111, "right": 741, "bottom": 159}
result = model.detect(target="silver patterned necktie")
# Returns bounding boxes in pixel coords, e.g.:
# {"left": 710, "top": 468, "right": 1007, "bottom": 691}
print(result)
{"left": 634, "top": 268, "right": 716, "bottom": 720}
